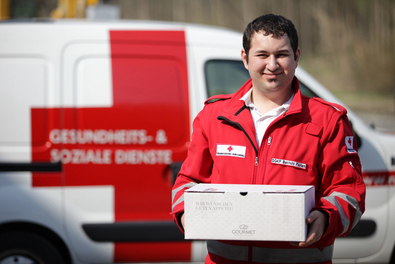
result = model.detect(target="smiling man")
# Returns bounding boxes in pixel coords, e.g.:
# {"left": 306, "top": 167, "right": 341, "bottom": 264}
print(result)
{"left": 172, "top": 14, "right": 365, "bottom": 264}
{"left": 241, "top": 23, "right": 299, "bottom": 115}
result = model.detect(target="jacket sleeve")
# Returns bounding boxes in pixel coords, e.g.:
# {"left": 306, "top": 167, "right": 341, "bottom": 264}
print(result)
{"left": 314, "top": 112, "right": 366, "bottom": 240}
{"left": 170, "top": 108, "right": 213, "bottom": 232}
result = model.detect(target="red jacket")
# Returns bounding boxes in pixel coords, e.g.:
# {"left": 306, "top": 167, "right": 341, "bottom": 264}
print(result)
{"left": 172, "top": 78, "right": 366, "bottom": 264}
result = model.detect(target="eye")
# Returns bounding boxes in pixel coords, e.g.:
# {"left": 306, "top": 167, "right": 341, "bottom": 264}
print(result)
{"left": 257, "top": 54, "right": 268, "bottom": 58}
{"left": 277, "top": 53, "right": 289, "bottom": 58}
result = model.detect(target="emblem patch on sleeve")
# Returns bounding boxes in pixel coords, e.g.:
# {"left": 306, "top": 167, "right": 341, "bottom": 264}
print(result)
{"left": 346, "top": 136, "right": 357, "bottom": 153}
{"left": 216, "top": 144, "right": 246, "bottom": 158}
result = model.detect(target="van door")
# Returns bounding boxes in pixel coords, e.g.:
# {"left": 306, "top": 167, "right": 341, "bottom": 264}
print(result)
{"left": 53, "top": 30, "right": 191, "bottom": 263}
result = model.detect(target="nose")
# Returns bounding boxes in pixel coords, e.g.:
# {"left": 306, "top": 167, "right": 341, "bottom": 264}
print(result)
{"left": 266, "top": 55, "right": 279, "bottom": 71}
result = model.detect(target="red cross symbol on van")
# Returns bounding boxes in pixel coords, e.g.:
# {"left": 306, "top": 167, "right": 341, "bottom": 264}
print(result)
{"left": 31, "top": 30, "right": 191, "bottom": 262}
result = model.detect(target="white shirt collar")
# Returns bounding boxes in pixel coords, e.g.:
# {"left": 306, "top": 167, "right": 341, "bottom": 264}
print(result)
{"left": 240, "top": 88, "right": 293, "bottom": 115}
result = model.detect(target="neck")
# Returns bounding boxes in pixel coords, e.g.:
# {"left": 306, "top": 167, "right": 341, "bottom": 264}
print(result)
{"left": 251, "top": 86, "right": 293, "bottom": 115}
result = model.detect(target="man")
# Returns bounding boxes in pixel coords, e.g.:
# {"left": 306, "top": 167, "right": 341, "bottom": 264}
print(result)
{"left": 171, "top": 14, "right": 365, "bottom": 264}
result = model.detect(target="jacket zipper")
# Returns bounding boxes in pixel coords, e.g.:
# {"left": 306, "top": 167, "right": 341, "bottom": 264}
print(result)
{"left": 260, "top": 136, "right": 272, "bottom": 183}
{"left": 217, "top": 107, "right": 290, "bottom": 184}
{"left": 217, "top": 116, "right": 259, "bottom": 166}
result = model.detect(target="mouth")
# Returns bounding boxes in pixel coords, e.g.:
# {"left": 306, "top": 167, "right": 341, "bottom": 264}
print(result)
{"left": 263, "top": 71, "right": 282, "bottom": 79}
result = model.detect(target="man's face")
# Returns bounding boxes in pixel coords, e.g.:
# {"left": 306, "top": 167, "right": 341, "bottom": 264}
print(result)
{"left": 242, "top": 32, "right": 300, "bottom": 96}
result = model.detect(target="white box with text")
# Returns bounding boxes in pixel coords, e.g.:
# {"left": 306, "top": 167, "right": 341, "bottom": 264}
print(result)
{"left": 184, "top": 184, "right": 315, "bottom": 241}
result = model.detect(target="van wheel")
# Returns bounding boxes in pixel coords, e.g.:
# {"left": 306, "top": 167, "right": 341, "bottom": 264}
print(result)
{"left": 0, "top": 254, "right": 38, "bottom": 264}
{"left": 0, "top": 232, "right": 66, "bottom": 264}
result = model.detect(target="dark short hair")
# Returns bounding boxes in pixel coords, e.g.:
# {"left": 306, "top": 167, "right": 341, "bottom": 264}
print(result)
{"left": 243, "top": 14, "right": 299, "bottom": 61}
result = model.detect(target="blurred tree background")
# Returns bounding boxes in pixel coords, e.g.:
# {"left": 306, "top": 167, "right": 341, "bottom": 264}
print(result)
{"left": 1, "top": 0, "right": 395, "bottom": 118}
{"left": 119, "top": 0, "right": 395, "bottom": 116}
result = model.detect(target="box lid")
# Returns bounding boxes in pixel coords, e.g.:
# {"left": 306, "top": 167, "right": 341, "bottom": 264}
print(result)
{"left": 185, "top": 183, "right": 314, "bottom": 194}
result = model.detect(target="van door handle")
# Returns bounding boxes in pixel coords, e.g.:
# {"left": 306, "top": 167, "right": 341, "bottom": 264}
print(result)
{"left": 0, "top": 162, "right": 62, "bottom": 172}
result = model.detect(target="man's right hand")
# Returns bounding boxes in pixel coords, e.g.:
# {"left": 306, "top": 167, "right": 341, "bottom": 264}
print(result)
{"left": 290, "top": 210, "right": 328, "bottom": 247}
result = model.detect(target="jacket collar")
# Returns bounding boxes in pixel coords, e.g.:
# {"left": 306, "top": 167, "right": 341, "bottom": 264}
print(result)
{"left": 217, "top": 77, "right": 303, "bottom": 150}
{"left": 221, "top": 76, "right": 303, "bottom": 119}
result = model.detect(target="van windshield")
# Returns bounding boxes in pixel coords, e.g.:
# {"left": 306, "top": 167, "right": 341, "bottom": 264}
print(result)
{"left": 205, "top": 60, "right": 317, "bottom": 98}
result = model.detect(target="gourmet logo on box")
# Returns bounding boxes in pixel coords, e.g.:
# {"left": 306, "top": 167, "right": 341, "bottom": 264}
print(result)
{"left": 232, "top": 224, "right": 255, "bottom": 235}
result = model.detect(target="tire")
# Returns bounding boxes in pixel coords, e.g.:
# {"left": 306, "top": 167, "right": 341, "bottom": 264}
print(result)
{"left": 0, "top": 232, "right": 66, "bottom": 264}
{"left": 391, "top": 242, "right": 395, "bottom": 264}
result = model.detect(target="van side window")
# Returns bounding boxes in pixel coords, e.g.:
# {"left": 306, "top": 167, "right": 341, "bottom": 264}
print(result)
{"left": 205, "top": 60, "right": 250, "bottom": 97}
{"left": 205, "top": 60, "right": 319, "bottom": 99}
{"left": 298, "top": 81, "right": 318, "bottom": 98}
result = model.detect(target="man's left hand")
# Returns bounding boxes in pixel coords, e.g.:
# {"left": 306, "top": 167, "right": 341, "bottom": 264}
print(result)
{"left": 290, "top": 210, "right": 329, "bottom": 247}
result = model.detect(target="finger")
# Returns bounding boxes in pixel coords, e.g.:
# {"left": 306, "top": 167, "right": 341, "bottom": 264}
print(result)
{"left": 290, "top": 230, "right": 317, "bottom": 247}
{"left": 292, "top": 233, "right": 318, "bottom": 247}
{"left": 303, "top": 229, "right": 318, "bottom": 246}
{"left": 291, "top": 213, "right": 321, "bottom": 247}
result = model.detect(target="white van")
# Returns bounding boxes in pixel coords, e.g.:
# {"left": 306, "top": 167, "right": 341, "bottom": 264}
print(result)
{"left": 0, "top": 20, "right": 394, "bottom": 264}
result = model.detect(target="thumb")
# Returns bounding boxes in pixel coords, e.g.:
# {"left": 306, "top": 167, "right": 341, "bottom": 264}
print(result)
{"left": 306, "top": 211, "right": 320, "bottom": 224}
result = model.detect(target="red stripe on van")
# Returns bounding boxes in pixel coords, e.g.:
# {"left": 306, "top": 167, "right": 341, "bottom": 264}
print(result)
{"left": 110, "top": 30, "right": 191, "bottom": 262}
{"left": 363, "top": 171, "right": 395, "bottom": 186}
{"left": 32, "top": 172, "right": 62, "bottom": 186}
{"left": 114, "top": 242, "right": 191, "bottom": 263}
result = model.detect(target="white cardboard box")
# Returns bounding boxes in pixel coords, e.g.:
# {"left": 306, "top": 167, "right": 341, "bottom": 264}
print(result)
{"left": 184, "top": 184, "right": 315, "bottom": 241}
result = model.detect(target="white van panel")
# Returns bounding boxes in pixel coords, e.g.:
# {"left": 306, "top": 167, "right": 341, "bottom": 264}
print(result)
{"left": 0, "top": 172, "right": 64, "bottom": 246}
{"left": 76, "top": 57, "right": 113, "bottom": 107}
{"left": 64, "top": 186, "right": 114, "bottom": 263}
{"left": 334, "top": 191, "right": 387, "bottom": 258}
{"left": 0, "top": 57, "right": 46, "bottom": 144}
{"left": 62, "top": 42, "right": 112, "bottom": 108}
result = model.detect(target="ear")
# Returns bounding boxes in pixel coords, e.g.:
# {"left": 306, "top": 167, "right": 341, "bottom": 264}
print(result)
{"left": 295, "top": 48, "right": 301, "bottom": 67}
{"left": 241, "top": 49, "right": 249, "bottom": 70}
